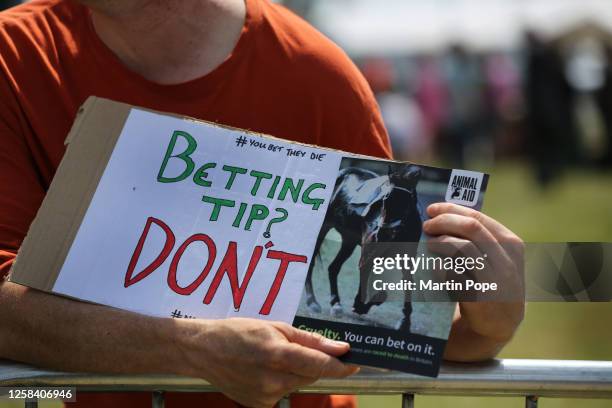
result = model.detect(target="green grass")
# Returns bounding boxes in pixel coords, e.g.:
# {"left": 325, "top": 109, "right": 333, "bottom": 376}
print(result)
{"left": 357, "top": 161, "right": 612, "bottom": 408}
{"left": 483, "top": 162, "right": 612, "bottom": 242}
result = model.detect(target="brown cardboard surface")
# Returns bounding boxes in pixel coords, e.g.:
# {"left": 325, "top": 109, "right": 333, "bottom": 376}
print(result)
{"left": 9, "top": 97, "right": 132, "bottom": 290}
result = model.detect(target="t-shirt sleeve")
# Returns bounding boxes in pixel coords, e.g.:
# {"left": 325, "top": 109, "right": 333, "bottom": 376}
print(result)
{"left": 313, "top": 61, "right": 393, "bottom": 160}
{"left": 314, "top": 44, "right": 393, "bottom": 160}
{"left": 265, "top": 2, "right": 393, "bottom": 160}
{"left": 336, "top": 73, "right": 393, "bottom": 160}
{"left": 0, "top": 76, "right": 45, "bottom": 280}
{"left": 356, "top": 94, "right": 393, "bottom": 160}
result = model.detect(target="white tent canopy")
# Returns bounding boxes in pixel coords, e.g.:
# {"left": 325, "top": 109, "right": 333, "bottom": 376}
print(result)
{"left": 310, "top": 0, "right": 612, "bottom": 55}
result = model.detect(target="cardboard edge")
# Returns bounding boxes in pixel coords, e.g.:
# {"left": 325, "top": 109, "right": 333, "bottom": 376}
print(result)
{"left": 130, "top": 103, "right": 490, "bottom": 177}
{"left": 9, "top": 97, "right": 132, "bottom": 291}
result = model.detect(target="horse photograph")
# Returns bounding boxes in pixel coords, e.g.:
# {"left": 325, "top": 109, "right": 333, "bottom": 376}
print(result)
{"left": 296, "top": 158, "right": 455, "bottom": 338}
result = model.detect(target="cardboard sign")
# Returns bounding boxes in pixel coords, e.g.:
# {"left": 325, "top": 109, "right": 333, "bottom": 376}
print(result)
{"left": 9, "top": 97, "right": 489, "bottom": 377}
{"left": 11, "top": 98, "right": 345, "bottom": 321}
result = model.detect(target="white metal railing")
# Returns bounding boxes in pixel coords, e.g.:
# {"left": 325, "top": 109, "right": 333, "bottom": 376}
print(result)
{"left": 1, "top": 359, "right": 612, "bottom": 407}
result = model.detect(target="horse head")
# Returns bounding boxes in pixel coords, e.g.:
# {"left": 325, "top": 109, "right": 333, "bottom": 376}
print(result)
{"left": 388, "top": 164, "right": 421, "bottom": 190}
{"left": 374, "top": 165, "right": 422, "bottom": 242}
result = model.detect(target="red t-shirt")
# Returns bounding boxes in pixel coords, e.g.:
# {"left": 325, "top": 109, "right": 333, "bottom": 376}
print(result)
{"left": 0, "top": 0, "right": 391, "bottom": 406}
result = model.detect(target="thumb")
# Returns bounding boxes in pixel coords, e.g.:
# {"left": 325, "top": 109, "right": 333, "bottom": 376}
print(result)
{"left": 274, "top": 323, "right": 350, "bottom": 356}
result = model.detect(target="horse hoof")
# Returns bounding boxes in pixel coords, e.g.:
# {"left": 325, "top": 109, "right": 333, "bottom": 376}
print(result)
{"left": 306, "top": 300, "right": 322, "bottom": 314}
{"left": 352, "top": 303, "right": 369, "bottom": 315}
{"left": 330, "top": 303, "right": 344, "bottom": 317}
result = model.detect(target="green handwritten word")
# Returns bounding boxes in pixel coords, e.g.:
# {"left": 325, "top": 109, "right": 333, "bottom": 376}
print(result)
{"left": 202, "top": 196, "right": 281, "bottom": 232}
{"left": 157, "top": 130, "right": 327, "bottom": 210}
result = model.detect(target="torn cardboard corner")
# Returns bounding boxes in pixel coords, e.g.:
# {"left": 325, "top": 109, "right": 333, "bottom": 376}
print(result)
{"left": 10, "top": 97, "right": 132, "bottom": 291}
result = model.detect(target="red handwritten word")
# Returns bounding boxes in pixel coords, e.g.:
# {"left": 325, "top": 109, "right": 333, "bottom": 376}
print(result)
{"left": 124, "top": 217, "right": 308, "bottom": 315}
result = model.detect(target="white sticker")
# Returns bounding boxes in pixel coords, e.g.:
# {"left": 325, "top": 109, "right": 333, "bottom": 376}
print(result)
{"left": 445, "top": 169, "right": 484, "bottom": 207}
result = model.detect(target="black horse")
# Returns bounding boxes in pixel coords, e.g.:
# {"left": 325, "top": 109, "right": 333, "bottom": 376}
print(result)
{"left": 304, "top": 164, "right": 422, "bottom": 332}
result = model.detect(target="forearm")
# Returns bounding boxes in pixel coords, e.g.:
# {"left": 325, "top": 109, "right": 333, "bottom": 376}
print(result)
{"left": 0, "top": 281, "right": 192, "bottom": 375}
{"left": 443, "top": 315, "right": 507, "bottom": 362}
{"left": 444, "top": 302, "right": 523, "bottom": 362}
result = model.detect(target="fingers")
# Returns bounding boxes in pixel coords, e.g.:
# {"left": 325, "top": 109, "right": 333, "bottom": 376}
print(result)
{"left": 203, "top": 319, "right": 359, "bottom": 408}
{"left": 427, "top": 203, "right": 520, "bottom": 243}
{"left": 424, "top": 212, "right": 497, "bottom": 243}
{"left": 425, "top": 203, "right": 524, "bottom": 304}
{"left": 427, "top": 235, "right": 482, "bottom": 259}
{"left": 266, "top": 322, "right": 359, "bottom": 379}
{"left": 274, "top": 322, "right": 350, "bottom": 356}
{"left": 426, "top": 203, "right": 524, "bottom": 260}
{"left": 280, "top": 342, "right": 359, "bottom": 378}
{"left": 424, "top": 204, "right": 518, "bottom": 277}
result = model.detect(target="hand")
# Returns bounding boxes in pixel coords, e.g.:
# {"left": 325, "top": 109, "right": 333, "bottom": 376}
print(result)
{"left": 178, "top": 318, "right": 358, "bottom": 408}
{"left": 423, "top": 203, "right": 525, "bottom": 357}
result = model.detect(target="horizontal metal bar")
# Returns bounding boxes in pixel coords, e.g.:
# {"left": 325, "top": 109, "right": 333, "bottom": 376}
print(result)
{"left": 1, "top": 359, "right": 611, "bottom": 399}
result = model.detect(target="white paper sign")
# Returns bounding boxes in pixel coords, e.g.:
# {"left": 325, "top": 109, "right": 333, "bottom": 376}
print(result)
{"left": 53, "top": 109, "right": 342, "bottom": 322}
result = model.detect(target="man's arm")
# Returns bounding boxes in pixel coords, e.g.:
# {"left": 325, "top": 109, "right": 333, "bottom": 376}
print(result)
{"left": 0, "top": 281, "right": 357, "bottom": 408}
{"left": 444, "top": 302, "right": 524, "bottom": 362}
{"left": 424, "top": 203, "right": 525, "bottom": 362}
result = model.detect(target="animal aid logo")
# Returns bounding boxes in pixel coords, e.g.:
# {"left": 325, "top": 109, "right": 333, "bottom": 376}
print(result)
{"left": 445, "top": 170, "right": 484, "bottom": 207}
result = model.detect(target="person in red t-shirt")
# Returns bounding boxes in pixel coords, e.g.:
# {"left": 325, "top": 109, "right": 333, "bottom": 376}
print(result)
{"left": 0, "top": 1, "right": 525, "bottom": 407}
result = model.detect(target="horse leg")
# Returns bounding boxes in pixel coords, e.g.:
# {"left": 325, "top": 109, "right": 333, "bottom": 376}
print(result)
{"left": 352, "top": 254, "right": 388, "bottom": 315}
{"left": 396, "top": 301, "right": 412, "bottom": 332}
{"left": 352, "top": 238, "right": 391, "bottom": 315}
{"left": 395, "top": 268, "right": 413, "bottom": 332}
{"left": 304, "top": 260, "right": 321, "bottom": 314}
{"left": 304, "top": 224, "right": 332, "bottom": 314}
{"left": 328, "top": 238, "right": 357, "bottom": 317}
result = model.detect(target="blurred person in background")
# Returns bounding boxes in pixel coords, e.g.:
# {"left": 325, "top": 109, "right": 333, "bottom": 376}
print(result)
{"left": 415, "top": 55, "right": 448, "bottom": 161}
{"left": 484, "top": 52, "right": 524, "bottom": 159}
{"left": 361, "top": 57, "right": 428, "bottom": 161}
{"left": 439, "top": 44, "right": 486, "bottom": 167}
{"left": 564, "top": 34, "right": 607, "bottom": 166}
{"left": 595, "top": 44, "right": 612, "bottom": 167}
{"left": 524, "top": 30, "right": 576, "bottom": 187}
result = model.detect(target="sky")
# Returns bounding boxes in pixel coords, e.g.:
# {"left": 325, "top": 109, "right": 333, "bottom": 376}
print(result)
{"left": 308, "top": 0, "right": 612, "bottom": 55}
